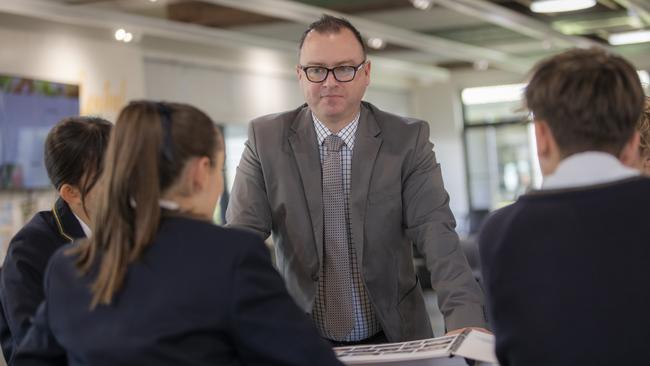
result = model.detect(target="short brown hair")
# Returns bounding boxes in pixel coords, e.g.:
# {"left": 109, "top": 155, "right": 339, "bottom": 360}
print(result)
{"left": 298, "top": 14, "right": 367, "bottom": 59}
{"left": 525, "top": 48, "right": 644, "bottom": 156}
{"left": 639, "top": 97, "right": 650, "bottom": 159}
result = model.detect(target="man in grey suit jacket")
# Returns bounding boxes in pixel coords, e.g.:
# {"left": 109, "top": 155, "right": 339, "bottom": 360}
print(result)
{"left": 226, "top": 15, "right": 487, "bottom": 344}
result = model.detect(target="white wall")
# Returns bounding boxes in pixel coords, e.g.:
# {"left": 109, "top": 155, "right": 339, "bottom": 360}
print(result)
{"left": 144, "top": 56, "right": 412, "bottom": 125}
{"left": 0, "top": 14, "right": 146, "bottom": 122}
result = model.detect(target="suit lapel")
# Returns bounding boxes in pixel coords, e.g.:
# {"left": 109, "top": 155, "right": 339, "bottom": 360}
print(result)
{"left": 288, "top": 107, "right": 324, "bottom": 266}
{"left": 350, "top": 103, "right": 382, "bottom": 270}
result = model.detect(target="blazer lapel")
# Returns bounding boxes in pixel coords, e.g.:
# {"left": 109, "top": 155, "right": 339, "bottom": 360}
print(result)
{"left": 350, "top": 103, "right": 382, "bottom": 270}
{"left": 288, "top": 107, "right": 324, "bottom": 266}
{"left": 52, "top": 197, "right": 85, "bottom": 242}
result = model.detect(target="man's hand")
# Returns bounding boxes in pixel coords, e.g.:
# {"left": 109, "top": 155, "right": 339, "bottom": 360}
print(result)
{"left": 445, "top": 327, "right": 492, "bottom": 336}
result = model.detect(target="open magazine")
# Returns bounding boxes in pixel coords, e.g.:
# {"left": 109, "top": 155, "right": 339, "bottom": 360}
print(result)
{"left": 334, "top": 329, "right": 498, "bottom": 365}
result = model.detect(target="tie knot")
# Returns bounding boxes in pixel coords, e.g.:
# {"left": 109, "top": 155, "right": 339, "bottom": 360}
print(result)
{"left": 324, "top": 135, "right": 344, "bottom": 152}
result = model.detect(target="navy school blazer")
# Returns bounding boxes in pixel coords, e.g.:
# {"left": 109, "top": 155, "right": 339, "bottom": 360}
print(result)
{"left": 11, "top": 214, "right": 342, "bottom": 366}
{"left": 0, "top": 198, "right": 84, "bottom": 361}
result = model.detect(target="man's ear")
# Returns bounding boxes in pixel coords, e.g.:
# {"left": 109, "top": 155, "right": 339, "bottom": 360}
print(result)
{"left": 619, "top": 130, "right": 641, "bottom": 168}
{"left": 296, "top": 65, "right": 303, "bottom": 80}
{"left": 59, "top": 184, "right": 82, "bottom": 206}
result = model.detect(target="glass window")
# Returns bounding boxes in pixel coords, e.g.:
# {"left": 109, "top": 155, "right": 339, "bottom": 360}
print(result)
{"left": 461, "top": 84, "right": 542, "bottom": 213}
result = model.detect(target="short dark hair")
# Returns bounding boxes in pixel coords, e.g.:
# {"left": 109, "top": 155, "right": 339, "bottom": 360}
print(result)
{"left": 298, "top": 14, "right": 367, "bottom": 59}
{"left": 525, "top": 48, "right": 644, "bottom": 156}
{"left": 44, "top": 116, "right": 112, "bottom": 201}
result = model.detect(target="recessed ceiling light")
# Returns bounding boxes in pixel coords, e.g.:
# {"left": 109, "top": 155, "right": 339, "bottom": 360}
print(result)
{"left": 115, "top": 28, "right": 126, "bottom": 41}
{"left": 410, "top": 0, "right": 433, "bottom": 10}
{"left": 530, "top": 0, "right": 596, "bottom": 13}
{"left": 608, "top": 30, "right": 650, "bottom": 45}
{"left": 115, "top": 28, "right": 134, "bottom": 43}
{"left": 367, "top": 37, "right": 386, "bottom": 50}
{"left": 473, "top": 60, "right": 489, "bottom": 71}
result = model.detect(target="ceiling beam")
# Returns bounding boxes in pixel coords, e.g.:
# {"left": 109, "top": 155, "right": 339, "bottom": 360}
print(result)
{"left": 0, "top": 0, "right": 296, "bottom": 52}
{"left": 203, "top": 0, "right": 532, "bottom": 73}
{"left": 0, "top": 0, "right": 449, "bottom": 83}
{"left": 612, "top": 0, "right": 650, "bottom": 25}
{"left": 431, "top": 0, "right": 607, "bottom": 49}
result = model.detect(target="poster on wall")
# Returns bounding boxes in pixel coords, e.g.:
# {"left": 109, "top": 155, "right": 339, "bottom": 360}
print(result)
{"left": 0, "top": 75, "right": 80, "bottom": 190}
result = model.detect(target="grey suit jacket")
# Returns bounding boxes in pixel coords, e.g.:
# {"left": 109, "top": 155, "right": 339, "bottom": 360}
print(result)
{"left": 226, "top": 102, "right": 487, "bottom": 341}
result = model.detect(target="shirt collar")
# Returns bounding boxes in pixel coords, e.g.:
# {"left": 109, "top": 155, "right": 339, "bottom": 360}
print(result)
{"left": 72, "top": 213, "right": 92, "bottom": 238}
{"left": 542, "top": 151, "right": 639, "bottom": 190}
{"left": 312, "top": 112, "right": 360, "bottom": 150}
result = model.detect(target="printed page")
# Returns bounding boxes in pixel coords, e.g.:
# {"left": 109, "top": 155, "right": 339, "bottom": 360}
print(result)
{"left": 335, "top": 335, "right": 460, "bottom": 365}
{"left": 451, "top": 330, "right": 498, "bottom": 364}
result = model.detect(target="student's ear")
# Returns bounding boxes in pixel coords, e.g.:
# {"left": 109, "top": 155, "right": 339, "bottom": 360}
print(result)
{"left": 191, "top": 156, "right": 212, "bottom": 192}
{"left": 619, "top": 130, "right": 641, "bottom": 168}
{"left": 534, "top": 121, "right": 551, "bottom": 159}
{"left": 59, "top": 184, "right": 82, "bottom": 206}
{"left": 534, "top": 121, "right": 560, "bottom": 176}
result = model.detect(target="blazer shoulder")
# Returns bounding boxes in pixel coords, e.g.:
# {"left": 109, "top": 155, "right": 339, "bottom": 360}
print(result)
{"left": 5, "top": 211, "right": 61, "bottom": 260}
{"left": 249, "top": 104, "right": 308, "bottom": 129}
{"left": 164, "top": 216, "right": 267, "bottom": 255}
{"left": 363, "top": 101, "right": 429, "bottom": 129}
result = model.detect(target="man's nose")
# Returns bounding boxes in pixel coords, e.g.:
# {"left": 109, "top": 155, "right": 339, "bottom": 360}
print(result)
{"left": 322, "top": 70, "right": 339, "bottom": 87}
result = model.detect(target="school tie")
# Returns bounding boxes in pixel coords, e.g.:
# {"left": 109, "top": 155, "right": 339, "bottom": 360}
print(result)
{"left": 322, "top": 134, "right": 355, "bottom": 339}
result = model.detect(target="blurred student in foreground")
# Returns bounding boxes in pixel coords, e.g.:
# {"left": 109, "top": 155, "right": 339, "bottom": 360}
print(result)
{"left": 479, "top": 48, "right": 649, "bottom": 366}
{"left": 0, "top": 117, "right": 111, "bottom": 361}
{"left": 12, "top": 101, "right": 342, "bottom": 366}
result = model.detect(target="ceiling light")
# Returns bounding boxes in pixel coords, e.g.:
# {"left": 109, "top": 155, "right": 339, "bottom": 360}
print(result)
{"left": 114, "top": 28, "right": 126, "bottom": 41}
{"left": 530, "top": 0, "right": 596, "bottom": 13}
{"left": 461, "top": 83, "right": 526, "bottom": 105}
{"left": 367, "top": 37, "right": 386, "bottom": 50}
{"left": 473, "top": 60, "right": 489, "bottom": 71}
{"left": 608, "top": 30, "right": 650, "bottom": 45}
{"left": 114, "top": 28, "right": 134, "bottom": 43}
{"left": 410, "top": 0, "right": 433, "bottom": 10}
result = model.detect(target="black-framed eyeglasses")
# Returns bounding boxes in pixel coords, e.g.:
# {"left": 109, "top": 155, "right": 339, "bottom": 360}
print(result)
{"left": 299, "top": 61, "right": 367, "bottom": 83}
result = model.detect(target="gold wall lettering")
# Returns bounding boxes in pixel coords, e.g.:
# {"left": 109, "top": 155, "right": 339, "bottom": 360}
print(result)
{"left": 79, "top": 71, "right": 128, "bottom": 116}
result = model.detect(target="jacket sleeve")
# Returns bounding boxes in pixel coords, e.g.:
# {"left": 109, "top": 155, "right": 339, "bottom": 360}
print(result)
{"left": 228, "top": 235, "right": 342, "bottom": 366}
{"left": 1, "top": 230, "right": 53, "bottom": 349}
{"left": 10, "top": 260, "right": 67, "bottom": 366}
{"left": 403, "top": 121, "right": 488, "bottom": 331}
{"left": 225, "top": 121, "right": 273, "bottom": 240}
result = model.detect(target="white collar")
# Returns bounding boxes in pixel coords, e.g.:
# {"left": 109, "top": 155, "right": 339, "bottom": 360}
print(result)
{"left": 312, "top": 112, "right": 360, "bottom": 151}
{"left": 542, "top": 151, "right": 639, "bottom": 190}
{"left": 129, "top": 198, "right": 180, "bottom": 210}
{"left": 72, "top": 213, "right": 92, "bottom": 238}
{"left": 159, "top": 199, "right": 180, "bottom": 210}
